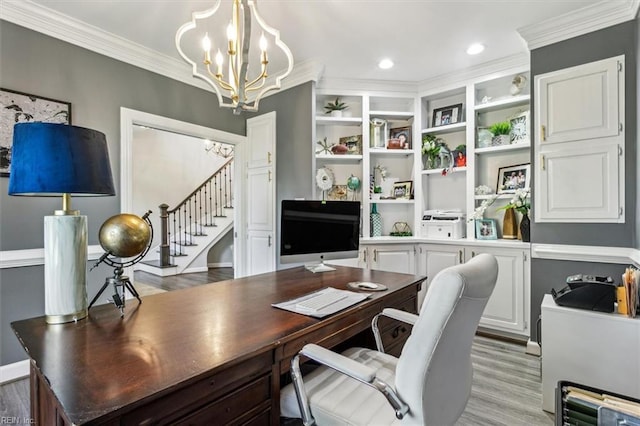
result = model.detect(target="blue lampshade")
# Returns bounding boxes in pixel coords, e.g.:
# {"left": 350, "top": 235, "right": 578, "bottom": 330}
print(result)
{"left": 8, "top": 122, "right": 115, "bottom": 196}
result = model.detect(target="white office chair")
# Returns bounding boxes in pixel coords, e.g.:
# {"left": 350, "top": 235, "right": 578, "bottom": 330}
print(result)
{"left": 280, "top": 253, "right": 499, "bottom": 425}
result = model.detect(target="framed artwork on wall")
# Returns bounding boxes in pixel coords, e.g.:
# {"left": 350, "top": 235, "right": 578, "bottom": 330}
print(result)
{"left": 0, "top": 88, "right": 72, "bottom": 177}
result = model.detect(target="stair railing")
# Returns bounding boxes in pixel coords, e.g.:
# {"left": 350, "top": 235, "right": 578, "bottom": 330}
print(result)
{"left": 158, "top": 158, "right": 233, "bottom": 265}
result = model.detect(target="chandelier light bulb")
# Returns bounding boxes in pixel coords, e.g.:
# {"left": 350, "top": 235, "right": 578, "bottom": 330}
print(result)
{"left": 227, "top": 22, "right": 236, "bottom": 42}
{"left": 202, "top": 33, "right": 211, "bottom": 52}
{"left": 259, "top": 33, "right": 267, "bottom": 51}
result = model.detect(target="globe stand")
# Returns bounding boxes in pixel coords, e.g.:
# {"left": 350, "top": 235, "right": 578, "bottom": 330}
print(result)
{"left": 88, "top": 267, "right": 142, "bottom": 317}
{"left": 89, "top": 211, "right": 153, "bottom": 318}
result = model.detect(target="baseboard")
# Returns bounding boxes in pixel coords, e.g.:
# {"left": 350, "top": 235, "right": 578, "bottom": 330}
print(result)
{"left": 0, "top": 359, "right": 29, "bottom": 384}
{"left": 526, "top": 339, "right": 541, "bottom": 356}
{"left": 182, "top": 266, "right": 209, "bottom": 274}
{"left": 207, "top": 262, "right": 233, "bottom": 268}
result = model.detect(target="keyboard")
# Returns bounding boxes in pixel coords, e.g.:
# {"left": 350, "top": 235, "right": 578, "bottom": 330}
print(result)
{"left": 296, "top": 292, "right": 349, "bottom": 312}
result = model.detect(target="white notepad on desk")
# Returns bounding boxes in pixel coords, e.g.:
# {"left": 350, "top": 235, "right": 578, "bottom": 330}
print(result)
{"left": 272, "top": 287, "right": 370, "bottom": 318}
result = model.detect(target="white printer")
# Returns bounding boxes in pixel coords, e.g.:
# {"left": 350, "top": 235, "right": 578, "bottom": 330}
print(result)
{"left": 421, "top": 209, "right": 466, "bottom": 239}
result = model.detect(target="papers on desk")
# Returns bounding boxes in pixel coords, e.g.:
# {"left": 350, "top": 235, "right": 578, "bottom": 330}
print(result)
{"left": 272, "top": 287, "right": 370, "bottom": 318}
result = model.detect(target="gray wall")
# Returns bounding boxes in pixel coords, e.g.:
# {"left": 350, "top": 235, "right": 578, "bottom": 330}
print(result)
{"left": 529, "top": 19, "right": 638, "bottom": 340}
{"left": 0, "top": 21, "right": 313, "bottom": 365}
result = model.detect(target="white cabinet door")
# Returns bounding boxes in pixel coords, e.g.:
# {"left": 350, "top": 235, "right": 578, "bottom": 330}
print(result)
{"left": 246, "top": 230, "right": 275, "bottom": 276}
{"left": 536, "top": 56, "right": 622, "bottom": 144}
{"left": 246, "top": 167, "right": 273, "bottom": 231}
{"left": 368, "top": 244, "right": 415, "bottom": 275}
{"left": 534, "top": 55, "right": 624, "bottom": 223}
{"left": 326, "top": 248, "right": 367, "bottom": 268}
{"left": 246, "top": 113, "right": 275, "bottom": 168}
{"left": 537, "top": 140, "right": 622, "bottom": 222}
{"left": 467, "top": 246, "right": 528, "bottom": 335}
{"left": 417, "top": 244, "right": 462, "bottom": 309}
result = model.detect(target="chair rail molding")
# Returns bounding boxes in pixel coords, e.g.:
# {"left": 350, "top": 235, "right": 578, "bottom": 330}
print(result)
{"left": 518, "top": 0, "right": 640, "bottom": 50}
{"left": 0, "top": 246, "right": 104, "bottom": 269}
{"left": 531, "top": 243, "right": 640, "bottom": 267}
{"left": 0, "top": 359, "right": 29, "bottom": 384}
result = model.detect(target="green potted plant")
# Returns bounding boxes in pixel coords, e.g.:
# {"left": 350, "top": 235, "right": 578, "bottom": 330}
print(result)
{"left": 324, "top": 97, "right": 348, "bottom": 117}
{"left": 489, "top": 121, "right": 511, "bottom": 146}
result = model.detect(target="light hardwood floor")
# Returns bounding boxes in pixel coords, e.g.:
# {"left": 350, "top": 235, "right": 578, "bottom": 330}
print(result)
{"left": 1, "top": 269, "right": 553, "bottom": 425}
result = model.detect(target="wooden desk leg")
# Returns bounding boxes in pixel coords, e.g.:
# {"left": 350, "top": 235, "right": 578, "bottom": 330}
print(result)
{"left": 271, "top": 363, "right": 281, "bottom": 424}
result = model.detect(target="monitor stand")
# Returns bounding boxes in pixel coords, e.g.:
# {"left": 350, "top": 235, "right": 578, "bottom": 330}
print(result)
{"left": 304, "top": 261, "right": 336, "bottom": 273}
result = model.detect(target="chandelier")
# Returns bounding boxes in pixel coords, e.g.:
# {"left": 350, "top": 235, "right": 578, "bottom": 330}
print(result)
{"left": 204, "top": 139, "right": 234, "bottom": 158}
{"left": 176, "top": 0, "right": 294, "bottom": 114}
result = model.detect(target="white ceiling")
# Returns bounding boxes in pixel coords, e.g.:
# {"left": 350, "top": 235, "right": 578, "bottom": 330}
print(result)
{"left": 13, "top": 0, "right": 622, "bottom": 84}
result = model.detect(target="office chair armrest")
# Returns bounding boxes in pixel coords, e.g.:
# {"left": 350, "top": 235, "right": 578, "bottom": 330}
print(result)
{"left": 291, "top": 344, "right": 409, "bottom": 424}
{"left": 371, "top": 308, "right": 418, "bottom": 353}
{"left": 301, "top": 343, "right": 376, "bottom": 383}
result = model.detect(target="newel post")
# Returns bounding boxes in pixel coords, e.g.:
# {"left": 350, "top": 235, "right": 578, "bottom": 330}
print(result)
{"left": 159, "top": 203, "right": 170, "bottom": 266}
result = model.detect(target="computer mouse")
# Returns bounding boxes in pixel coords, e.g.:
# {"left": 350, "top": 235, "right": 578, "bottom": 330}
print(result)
{"left": 357, "top": 282, "right": 378, "bottom": 289}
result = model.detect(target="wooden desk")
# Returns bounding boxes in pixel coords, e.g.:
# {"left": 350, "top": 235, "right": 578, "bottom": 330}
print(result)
{"left": 12, "top": 266, "right": 423, "bottom": 425}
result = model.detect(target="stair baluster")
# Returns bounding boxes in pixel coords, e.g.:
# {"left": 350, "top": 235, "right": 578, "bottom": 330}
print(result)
{"left": 158, "top": 158, "right": 234, "bottom": 267}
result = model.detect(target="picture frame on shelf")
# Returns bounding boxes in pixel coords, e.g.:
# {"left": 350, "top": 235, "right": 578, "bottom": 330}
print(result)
{"left": 389, "top": 126, "right": 411, "bottom": 149}
{"left": 509, "top": 110, "right": 530, "bottom": 145}
{"left": 0, "top": 88, "right": 72, "bottom": 177}
{"left": 392, "top": 181, "right": 412, "bottom": 199}
{"left": 338, "top": 134, "right": 362, "bottom": 155}
{"left": 432, "top": 103, "right": 463, "bottom": 127}
{"left": 475, "top": 219, "right": 498, "bottom": 240}
{"left": 497, "top": 163, "right": 530, "bottom": 194}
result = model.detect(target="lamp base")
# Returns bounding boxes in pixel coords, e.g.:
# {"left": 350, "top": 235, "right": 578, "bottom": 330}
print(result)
{"left": 44, "top": 215, "right": 88, "bottom": 324}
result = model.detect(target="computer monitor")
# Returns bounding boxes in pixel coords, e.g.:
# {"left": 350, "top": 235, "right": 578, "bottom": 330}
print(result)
{"left": 280, "top": 200, "right": 361, "bottom": 272}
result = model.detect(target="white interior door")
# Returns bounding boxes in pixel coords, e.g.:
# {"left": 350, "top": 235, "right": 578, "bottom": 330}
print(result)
{"left": 244, "top": 112, "right": 276, "bottom": 276}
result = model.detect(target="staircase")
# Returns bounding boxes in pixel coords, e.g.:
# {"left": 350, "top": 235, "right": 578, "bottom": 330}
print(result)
{"left": 136, "top": 158, "right": 234, "bottom": 277}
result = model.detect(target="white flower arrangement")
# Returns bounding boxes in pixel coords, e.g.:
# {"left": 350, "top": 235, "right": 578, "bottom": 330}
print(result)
{"left": 469, "top": 195, "right": 498, "bottom": 221}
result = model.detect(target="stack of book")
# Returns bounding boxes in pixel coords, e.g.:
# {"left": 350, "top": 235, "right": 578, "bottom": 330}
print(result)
{"left": 558, "top": 382, "right": 640, "bottom": 425}
{"left": 617, "top": 267, "right": 639, "bottom": 316}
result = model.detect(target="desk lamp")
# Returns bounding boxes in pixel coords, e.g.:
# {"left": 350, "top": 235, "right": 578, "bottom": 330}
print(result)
{"left": 8, "top": 122, "right": 115, "bottom": 324}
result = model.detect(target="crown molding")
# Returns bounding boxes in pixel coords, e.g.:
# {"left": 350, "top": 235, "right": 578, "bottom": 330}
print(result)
{"left": 418, "top": 53, "right": 530, "bottom": 96}
{"left": 518, "top": 0, "right": 640, "bottom": 51}
{"left": 0, "top": 0, "right": 320, "bottom": 98}
{"left": 317, "top": 77, "right": 418, "bottom": 95}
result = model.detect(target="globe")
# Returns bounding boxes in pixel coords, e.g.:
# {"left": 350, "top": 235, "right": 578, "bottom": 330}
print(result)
{"left": 98, "top": 213, "right": 152, "bottom": 258}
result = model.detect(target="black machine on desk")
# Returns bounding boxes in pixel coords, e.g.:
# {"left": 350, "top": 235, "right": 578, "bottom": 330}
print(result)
{"left": 551, "top": 274, "right": 616, "bottom": 312}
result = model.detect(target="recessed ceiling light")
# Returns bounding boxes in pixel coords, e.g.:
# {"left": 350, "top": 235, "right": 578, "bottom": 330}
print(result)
{"left": 466, "top": 43, "right": 485, "bottom": 55}
{"left": 378, "top": 59, "right": 394, "bottom": 69}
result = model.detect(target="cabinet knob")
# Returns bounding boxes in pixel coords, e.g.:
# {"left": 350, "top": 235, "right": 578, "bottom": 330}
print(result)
{"left": 268, "top": 151, "right": 272, "bottom": 164}
{"left": 541, "top": 125, "right": 546, "bottom": 141}
{"left": 540, "top": 154, "right": 546, "bottom": 171}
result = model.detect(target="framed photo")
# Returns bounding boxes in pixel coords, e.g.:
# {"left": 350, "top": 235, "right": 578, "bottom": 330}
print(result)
{"left": 475, "top": 219, "right": 498, "bottom": 240}
{"left": 389, "top": 126, "right": 411, "bottom": 149}
{"left": 497, "top": 163, "right": 530, "bottom": 194}
{"left": 0, "top": 88, "right": 72, "bottom": 177}
{"left": 509, "top": 110, "right": 529, "bottom": 145}
{"left": 338, "top": 134, "right": 362, "bottom": 155}
{"left": 392, "top": 181, "right": 412, "bottom": 199}
{"left": 432, "top": 103, "right": 463, "bottom": 127}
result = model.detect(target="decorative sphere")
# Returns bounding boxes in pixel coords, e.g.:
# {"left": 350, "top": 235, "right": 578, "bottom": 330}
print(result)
{"left": 347, "top": 175, "right": 361, "bottom": 191}
{"left": 99, "top": 213, "right": 151, "bottom": 258}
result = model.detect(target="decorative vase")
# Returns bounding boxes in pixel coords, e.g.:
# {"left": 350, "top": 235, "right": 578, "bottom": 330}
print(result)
{"left": 520, "top": 213, "right": 530, "bottom": 242}
{"left": 425, "top": 155, "right": 440, "bottom": 170}
{"left": 370, "top": 203, "right": 382, "bottom": 237}
{"left": 330, "top": 110, "right": 343, "bottom": 118}
{"left": 502, "top": 208, "right": 518, "bottom": 239}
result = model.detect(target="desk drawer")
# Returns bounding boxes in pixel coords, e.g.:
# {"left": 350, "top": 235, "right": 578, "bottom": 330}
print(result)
{"left": 175, "top": 375, "right": 271, "bottom": 425}
{"left": 121, "top": 352, "right": 272, "bottom": 425}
